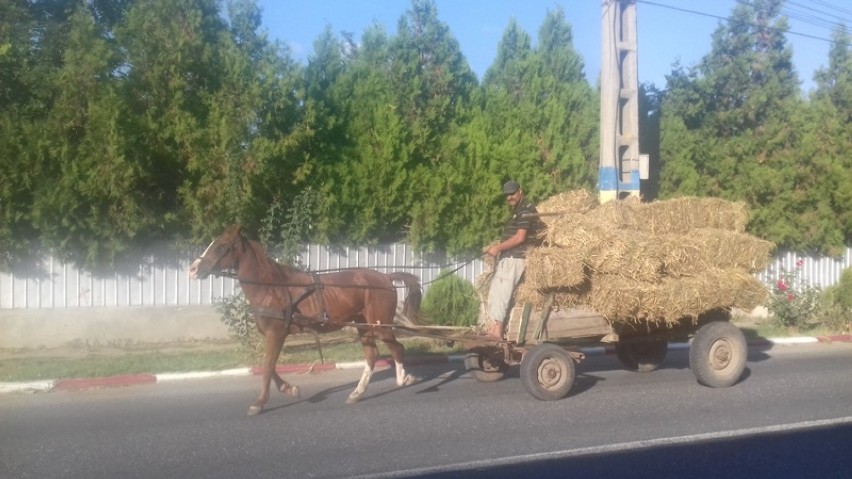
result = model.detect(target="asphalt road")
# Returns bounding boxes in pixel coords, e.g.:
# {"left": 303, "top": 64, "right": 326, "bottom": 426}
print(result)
{"left": 2, "top": 343, "right": 851, "bottom": 478}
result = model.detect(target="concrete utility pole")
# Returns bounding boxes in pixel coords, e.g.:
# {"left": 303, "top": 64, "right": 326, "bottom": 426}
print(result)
{"left": 599, "top": 0, "right": 646, "bottom": 203}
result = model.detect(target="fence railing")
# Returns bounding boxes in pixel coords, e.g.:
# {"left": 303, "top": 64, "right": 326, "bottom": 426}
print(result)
{"left": 1, "top": 244, "right": 849, "bottom": 310}
{"left": 0, "top": 244, "right": 486, "bottom": 309}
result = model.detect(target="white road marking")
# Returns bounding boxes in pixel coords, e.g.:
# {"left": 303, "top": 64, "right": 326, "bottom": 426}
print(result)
{"left": 348, "top": 416, "right": 852, "bottom": 478}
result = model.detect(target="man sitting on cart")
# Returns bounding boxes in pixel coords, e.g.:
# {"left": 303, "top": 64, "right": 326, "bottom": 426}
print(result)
{"left": 480, "top": 180, "right": 541, "bottom": 340}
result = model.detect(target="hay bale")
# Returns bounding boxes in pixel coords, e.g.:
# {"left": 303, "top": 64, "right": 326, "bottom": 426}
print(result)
{"left": 536, "top": 190, "right": 599, "bottom": 227}
{"left": 632, "top": 197, "right": 749, "bottom": 233}
{"left": 524, "top": 247, "right": 586, "bottom": 289}
{"left": 583, "top": 231, "right": 664, "bottom": 283}
{"left": 659, "top": 229, "right": 775, "bottom": 276}
{"left": 585, "top": 200, "right": 641, "bottom": 230}
{"left": 514, "top": 281, "right": 584, "bottom": 311}
{"left": 541, "top": 214, "right": 664, "bottom": 283}
{"left": 578, "top": 269, "right": 768, "bottom": 324}
{"left": 504, "top": 191, "right": 772, "bottom": 327}
{"left": 540, "top": 214, "right": 602, "bottom": 249}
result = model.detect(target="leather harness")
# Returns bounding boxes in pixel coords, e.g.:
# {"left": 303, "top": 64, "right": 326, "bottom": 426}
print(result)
{"left": 251, "top": 272, "right": 330, "bottom": 329}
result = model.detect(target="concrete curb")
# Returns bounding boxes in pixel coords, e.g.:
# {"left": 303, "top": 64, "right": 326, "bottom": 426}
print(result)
{"left": 2, "top": 335, "right": 850, "bottom": 395}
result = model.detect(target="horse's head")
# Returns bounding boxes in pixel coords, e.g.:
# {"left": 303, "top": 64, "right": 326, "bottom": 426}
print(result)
{"left": 188, "top": 224, "right": 247, "bottom": 280}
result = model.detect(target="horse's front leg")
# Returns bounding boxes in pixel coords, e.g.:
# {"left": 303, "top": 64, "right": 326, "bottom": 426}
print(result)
{"left": 249, "top": 321, "right": 288, "bottom": 416}
{"left": 347, "top": 332, "right": 378, "bottom": 404}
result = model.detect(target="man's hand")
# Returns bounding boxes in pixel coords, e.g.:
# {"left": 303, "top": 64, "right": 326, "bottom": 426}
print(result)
{"left": 484, "top": 244, "right": 500, "bottom": 257}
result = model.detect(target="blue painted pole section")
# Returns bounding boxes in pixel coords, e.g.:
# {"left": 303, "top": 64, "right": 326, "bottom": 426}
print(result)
{"left": 598, "top": 166, "right": 618, "bottom": 202}
{"left": 618, "top": 170, "right": 641, "bottom": 193}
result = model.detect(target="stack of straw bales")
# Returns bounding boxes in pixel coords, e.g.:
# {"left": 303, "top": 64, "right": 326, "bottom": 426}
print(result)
{"left": 513, "top": 190, "right": 773, "bottom": 325}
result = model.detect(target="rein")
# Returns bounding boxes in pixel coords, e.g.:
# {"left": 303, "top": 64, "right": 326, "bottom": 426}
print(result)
{"left": 212, "top": 256, "right": 479, "bottom": 288}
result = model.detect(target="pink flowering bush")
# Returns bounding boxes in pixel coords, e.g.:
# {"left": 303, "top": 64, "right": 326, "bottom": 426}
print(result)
{"left": 766, "top": 259, "right": 822, "bottom": 329}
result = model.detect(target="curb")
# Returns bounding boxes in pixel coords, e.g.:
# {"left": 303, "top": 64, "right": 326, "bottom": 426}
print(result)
{"left": 2, "top": 335, "right": 850, "bottom": 395}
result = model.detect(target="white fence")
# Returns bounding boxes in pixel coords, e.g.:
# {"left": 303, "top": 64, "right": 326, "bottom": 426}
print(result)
{"left": 0, "top": 244, "right": 487, "bottom": 310}
{"left": 1, "top": 245, "right": 849, "bottom": 310}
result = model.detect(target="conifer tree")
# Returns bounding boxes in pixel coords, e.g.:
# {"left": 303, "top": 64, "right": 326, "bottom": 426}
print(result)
{"left": 809, "top": 24, "right": 852, "bottom": 249}
{"left": 481, "top": 8, "right": 597, "bottom": 200}
{"left": 317, "top": 1, "right": 478, "bottom": 247}
{"left": 29, "top": 4, "right": 153, "bottom": 266}
{"left": 658, "top": 0, "right": 827, "bottom": 251}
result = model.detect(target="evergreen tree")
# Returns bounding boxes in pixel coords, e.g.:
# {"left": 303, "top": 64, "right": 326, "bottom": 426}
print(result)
{"left": 0, "top": 0, "right": 44, "bottom": 265}
{"left": 176, "top": 0, "right": 305, "bottom": 241}
{"left": 813, "top": 25, "right": 852, "bottom": 121}
{"left": 387, "top": 0, "right": 477, "bottom": 161}
{"left": 317, "top": 0, "right": 478, "bottom": 248}
{"left": 657, "top": 0, "right": 835, "bottom": 252}
{"left": 810, "top": 24, "right": 852, "bottom": 249}
{"left": 29, "top": 4, "right": 154, "bottom": 266}
{"left": 482, "top": 7, "right": 597, "bottom": 199}
{"left": 482, "top": 18, "right": 532, "bottom": 91}
{"left": 314, "top": 24, "right": 409, "bottom": 244}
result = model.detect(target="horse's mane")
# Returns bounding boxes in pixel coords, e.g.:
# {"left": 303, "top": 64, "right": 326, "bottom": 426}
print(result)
{"left": 244, "top": 238, "right": 300, "bottom": 282}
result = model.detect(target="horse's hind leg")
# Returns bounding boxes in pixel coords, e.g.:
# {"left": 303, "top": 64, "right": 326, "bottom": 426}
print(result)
{"left": 347, "top": 331, "right": 378, "bottom": 404}
{"left": 273, "top": 371, "right": 300, "bottom": 398}
{"left": 378, "top": 330, "right": 418, "bottom": 387}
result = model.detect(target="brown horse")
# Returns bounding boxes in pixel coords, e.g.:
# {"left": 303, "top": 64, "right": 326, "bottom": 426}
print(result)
{"left": 188, "top": 225, "right": 422, "bottom": 415}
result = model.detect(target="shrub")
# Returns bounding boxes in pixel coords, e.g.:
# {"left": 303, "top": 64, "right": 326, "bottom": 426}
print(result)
{"left": 421, "top": 272, "right": 480, "bottom": 327}
{"left": 815, "top": 267, "right": 852, "bottom": 333}
{"left": 765, "top": 259, "right": 822, "bottom": 330}
{"left": 215, "top": 290, "right": 261, "bottom": 353}
{"left": 834, "top": 266, "right": 852, "bottom": 312}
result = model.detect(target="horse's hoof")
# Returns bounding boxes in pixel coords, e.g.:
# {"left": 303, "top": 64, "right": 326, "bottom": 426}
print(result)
{"left": 286, "top": 385, "right": 301, "bottom": 399}
{"left": 346, "top": 394, "right": 361, "bottom": 404}
{"left": 247, "top": 405, "right": 263, "bottom": 416}
{"left": 401, "top": 375, "right": 420, "bottom": 386}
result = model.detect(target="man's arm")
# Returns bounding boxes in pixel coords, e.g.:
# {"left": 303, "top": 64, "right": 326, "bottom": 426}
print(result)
{"left": 484, "top": 228, "right": 528, "bottom": 257}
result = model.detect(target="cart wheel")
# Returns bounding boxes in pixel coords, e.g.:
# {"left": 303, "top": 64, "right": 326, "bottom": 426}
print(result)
{"left": 615, "top": 339, "right": 668, "bottom": 372}
{"left": 465, "top": 349, "right": 507, "bottom": 383}
{"left": 689, "top": 321, "right": 747, "bottom": 388}
{"left": 520, "top": 343, "right": 575, "bottom": 401}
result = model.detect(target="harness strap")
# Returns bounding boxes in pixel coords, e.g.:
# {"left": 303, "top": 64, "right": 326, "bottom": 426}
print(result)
{"left": 251, "top": 275, "right": 329, "bottom": 327}
{"left": 310, "top": 272, "right": 330, "bottom": 324}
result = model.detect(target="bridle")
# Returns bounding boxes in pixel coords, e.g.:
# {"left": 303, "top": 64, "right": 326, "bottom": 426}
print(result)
{"left": 194, "top": 235, "right": 241, "bottom": 279}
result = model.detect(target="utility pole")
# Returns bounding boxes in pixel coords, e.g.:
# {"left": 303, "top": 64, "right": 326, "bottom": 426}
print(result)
{"left": 599, "top": 0, "right": 646, "bottom": 203}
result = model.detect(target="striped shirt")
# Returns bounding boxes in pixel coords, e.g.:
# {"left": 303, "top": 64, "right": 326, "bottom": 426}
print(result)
{"left": 500, "top": 199, "right": 540, "bottom": 258}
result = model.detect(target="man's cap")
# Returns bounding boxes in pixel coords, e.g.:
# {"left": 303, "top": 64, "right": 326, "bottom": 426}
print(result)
{"left": 502, "top": 180, "right": 520, "bottom": 195}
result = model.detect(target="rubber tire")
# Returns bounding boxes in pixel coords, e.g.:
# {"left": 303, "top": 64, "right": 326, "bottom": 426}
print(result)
{"left": 520, "top": 343, "right": 576, "bottom": 401}
{"left": 615, "top": 339, "right": 668, "bottom": 372}
{"left": 689, "top": 321, "right": 747, "bottom": 388}
{"left": 465, "top": 350, "right": 507, "bottom": 383}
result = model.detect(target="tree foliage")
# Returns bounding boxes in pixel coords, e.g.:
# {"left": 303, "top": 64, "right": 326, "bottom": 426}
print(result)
{"left": 659, "top": 0, "right": 850, "bottom": 254}
{"left": 1, "top": 0, "right": 851, "bottom": 270}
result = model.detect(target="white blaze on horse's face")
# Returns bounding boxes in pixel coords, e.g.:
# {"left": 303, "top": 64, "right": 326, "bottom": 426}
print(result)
{"left": 187, "top": 240, "right": 216, "bottom": 279}
{"left": 199, "top": 240, "right": 216, "bottom": 258}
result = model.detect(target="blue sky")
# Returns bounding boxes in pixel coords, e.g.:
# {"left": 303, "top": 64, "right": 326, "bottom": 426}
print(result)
{"left": 256, "top": 1, "right": 845, "bottom": 93}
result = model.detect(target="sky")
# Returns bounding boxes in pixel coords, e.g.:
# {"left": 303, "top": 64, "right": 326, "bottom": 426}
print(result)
{"left": 256, "top": 1, "right": 849, "bottom": 93}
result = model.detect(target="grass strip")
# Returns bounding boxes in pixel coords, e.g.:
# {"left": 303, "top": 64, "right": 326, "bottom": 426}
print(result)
{"left": 1, "top": 322, "right": 836, "bottom": 383}
{"left": 0, "top": 337, "right": 466, "bottom": 383}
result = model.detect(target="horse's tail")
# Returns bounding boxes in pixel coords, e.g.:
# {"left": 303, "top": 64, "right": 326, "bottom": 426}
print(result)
{"left": 387, "top": 272, "right": 426, "bottom": 325}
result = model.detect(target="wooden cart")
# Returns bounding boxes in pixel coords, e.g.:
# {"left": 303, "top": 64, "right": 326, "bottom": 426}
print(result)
{"left": 463, "top": 295, "right": 748, "bottom": 400}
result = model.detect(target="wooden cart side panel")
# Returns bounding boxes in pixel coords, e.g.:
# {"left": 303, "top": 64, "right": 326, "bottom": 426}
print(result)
{"left": 507, "top": 306, "right": 612, "bottom": 343}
